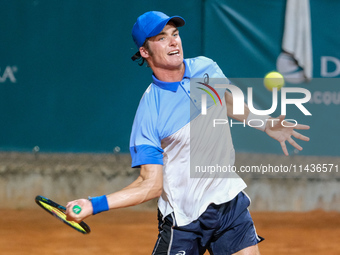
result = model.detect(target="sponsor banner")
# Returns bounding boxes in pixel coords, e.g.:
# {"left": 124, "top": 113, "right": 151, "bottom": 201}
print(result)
{"left": 1, "top": 0, "right": 338, "bottom": 156}
{"left": 204, "top": 0, "right": 340, "bottom": 155}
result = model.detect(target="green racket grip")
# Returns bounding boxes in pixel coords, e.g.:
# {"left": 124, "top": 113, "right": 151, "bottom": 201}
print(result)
{"left": 72, "top": 205, "right": 82, "bottom": 214}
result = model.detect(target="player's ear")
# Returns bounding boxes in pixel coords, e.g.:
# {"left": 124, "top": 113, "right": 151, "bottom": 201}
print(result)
{"left": 139, "top": 46, "right": 150, "bottom": 59}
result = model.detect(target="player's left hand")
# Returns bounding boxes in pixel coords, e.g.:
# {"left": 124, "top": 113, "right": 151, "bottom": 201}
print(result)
{"left": 66, "top": 198, "right": 93, "bottom": 223}
{"left": 265, "top": 115, "right": 310, "bottom": 156}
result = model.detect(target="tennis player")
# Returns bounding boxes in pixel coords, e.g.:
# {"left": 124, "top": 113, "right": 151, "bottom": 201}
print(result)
{"left": 66, "top": 11, "right": 310, "bottom": 255}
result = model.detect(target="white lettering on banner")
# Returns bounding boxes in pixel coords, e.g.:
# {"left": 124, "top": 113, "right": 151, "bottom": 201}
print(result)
{"left": 309, "top": 91, "right": 340, "bottom": 105}
{"left": 0, "top": 66, "right": 17, "bottom": 83}
{"left": 321, "top": 56, "right": 340, "bottom": 77}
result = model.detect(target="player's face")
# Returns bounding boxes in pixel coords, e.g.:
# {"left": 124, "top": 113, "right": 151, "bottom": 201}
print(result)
{"left": 143, "top": 23, "right": 184, "bottom": 70}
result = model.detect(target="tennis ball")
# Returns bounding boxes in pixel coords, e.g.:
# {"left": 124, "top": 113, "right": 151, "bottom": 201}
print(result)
{"left": 264, "top": 71, "right": 285, "bottom": 91}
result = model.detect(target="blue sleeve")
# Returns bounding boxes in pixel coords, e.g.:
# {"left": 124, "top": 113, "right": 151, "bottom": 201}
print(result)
{"left": 129, "top": 85, "right": 164, "bottom": 168}
{"left": 130, "top": 144, "right": 164, "bottom": 168}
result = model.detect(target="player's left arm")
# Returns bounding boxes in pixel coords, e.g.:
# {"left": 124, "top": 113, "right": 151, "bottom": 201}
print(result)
{"left": 224, "top": 91, "right": 310, "bottom": 156}
{"left": 224, "top": 91, "right": 249, "bottom": 122}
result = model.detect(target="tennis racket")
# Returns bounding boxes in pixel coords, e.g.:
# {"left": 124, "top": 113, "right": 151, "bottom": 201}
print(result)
{"left": 35, "top": 195, "right": 91, "bottom": 234}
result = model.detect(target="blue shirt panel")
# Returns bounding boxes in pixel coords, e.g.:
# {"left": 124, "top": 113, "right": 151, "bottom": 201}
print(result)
{"left": 129, "top": 57, "right": 226, "bottom": 167}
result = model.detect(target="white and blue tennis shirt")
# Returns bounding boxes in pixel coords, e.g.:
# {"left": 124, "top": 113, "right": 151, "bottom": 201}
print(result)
{"left": 130, "top": 56, "right": 246, "bottom": 226}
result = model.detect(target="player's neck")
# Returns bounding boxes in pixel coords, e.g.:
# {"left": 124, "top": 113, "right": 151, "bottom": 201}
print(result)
{"left": 152, "top": 63, "right": 185, "bottom": 83}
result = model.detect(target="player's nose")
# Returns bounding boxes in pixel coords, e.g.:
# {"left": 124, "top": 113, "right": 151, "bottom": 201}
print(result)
{"left": 169, "top": 36, "right": 178, "bottom": 47}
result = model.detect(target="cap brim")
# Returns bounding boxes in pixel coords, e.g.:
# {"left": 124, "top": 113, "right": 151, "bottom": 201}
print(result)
{"left": 168, "top": 16, "right": 185, "bottom": 27}
{"left": 149, "top": 15, "right": 185, "bottom": 38}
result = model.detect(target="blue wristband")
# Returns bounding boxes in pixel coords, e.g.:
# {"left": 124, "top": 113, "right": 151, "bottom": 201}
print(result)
{"left": 89, "top": 195, "right": 109, "bottom": 215}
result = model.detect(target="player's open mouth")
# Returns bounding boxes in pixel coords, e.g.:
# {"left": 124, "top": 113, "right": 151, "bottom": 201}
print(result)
{"left": 168, "top": 50, "right": 180, "bottom": 56}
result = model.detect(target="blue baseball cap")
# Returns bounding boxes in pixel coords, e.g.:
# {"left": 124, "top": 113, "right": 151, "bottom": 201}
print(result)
{"left": 131, "top": 11, "right": 185, "bottom": 61}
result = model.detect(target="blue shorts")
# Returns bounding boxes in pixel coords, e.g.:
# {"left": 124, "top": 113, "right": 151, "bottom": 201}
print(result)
{"left": 152, "top": 192, "right": 264, "bottom": 255}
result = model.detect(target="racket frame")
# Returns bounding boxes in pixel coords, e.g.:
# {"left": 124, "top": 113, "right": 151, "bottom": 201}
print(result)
{"left": 35, "top": 195, "right": 91, "bottom": 234}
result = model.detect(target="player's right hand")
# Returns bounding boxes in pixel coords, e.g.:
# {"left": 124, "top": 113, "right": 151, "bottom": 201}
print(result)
{"left": 65, "top": 198, "right": 93, "bottom": 223}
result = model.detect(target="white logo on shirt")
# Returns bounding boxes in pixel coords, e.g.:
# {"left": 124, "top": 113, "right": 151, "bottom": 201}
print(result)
{"left": 175, "top": 251, "right": 186, "bottom": 255}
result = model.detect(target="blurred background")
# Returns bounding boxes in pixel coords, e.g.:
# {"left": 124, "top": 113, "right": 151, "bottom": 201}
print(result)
{"left": 0, "top": 0, "right": 339, "bottom": 209}
{"left": 1, "top": 0, "right": 339, "bottom": 155}
{"left": 1, "top": 1, "right": 339, "bottom": 254}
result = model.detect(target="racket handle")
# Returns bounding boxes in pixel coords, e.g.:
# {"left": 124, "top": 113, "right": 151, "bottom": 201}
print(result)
{"left": 72, "top": 205, "right": 82, "bottom": 214}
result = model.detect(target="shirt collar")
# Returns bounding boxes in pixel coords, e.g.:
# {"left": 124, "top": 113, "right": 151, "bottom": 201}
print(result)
{"left": 152, "top": 59, "right": 191, "bottom": 92}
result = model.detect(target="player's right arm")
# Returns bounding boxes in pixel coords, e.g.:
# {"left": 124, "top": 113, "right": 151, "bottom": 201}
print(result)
{"left": 65, "top": 164, "right": 163, "bottom": 223}
{"left": 107, "top": 164, "right": 163, "bottom": 208}
{"left": 66, "top": 85, "right": 164, "bottom": 222}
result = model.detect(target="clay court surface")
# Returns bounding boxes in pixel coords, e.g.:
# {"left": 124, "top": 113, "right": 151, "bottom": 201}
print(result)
{"left": 1, "top": 208, "right": 339, "bottom": 255}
